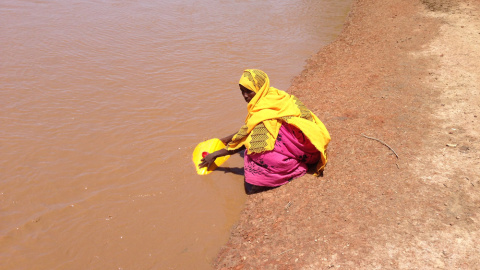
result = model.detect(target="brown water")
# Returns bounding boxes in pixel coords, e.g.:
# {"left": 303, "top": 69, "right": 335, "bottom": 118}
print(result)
{"left": 0, "top": 1, "right": 351, "bottom": 269}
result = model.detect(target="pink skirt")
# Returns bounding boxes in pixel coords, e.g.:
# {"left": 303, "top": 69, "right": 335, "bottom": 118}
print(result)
{"left": 244, "top": 123, "right": 320, "bottom": 187}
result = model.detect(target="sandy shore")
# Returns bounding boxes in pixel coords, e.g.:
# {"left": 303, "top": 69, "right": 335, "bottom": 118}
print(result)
{"left": 215, "top": 0, "right": 480, "bottom": 269}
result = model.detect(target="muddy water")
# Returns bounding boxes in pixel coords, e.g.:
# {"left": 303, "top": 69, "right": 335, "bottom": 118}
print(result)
{"left": 0, "top": 0, "right": 350, "bottom": 269}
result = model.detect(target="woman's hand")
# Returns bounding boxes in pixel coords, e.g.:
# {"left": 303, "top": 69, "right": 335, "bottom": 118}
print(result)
{"left": 198, "top": 153, "right": 217, "bottom": 169}
{"left": 198, "top": 148, "right": 232, "bottom": 170}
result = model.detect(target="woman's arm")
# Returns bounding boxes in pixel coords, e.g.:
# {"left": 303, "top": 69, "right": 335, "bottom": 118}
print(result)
{"left": 220, "top": 132, "right": 237, "bottom": 145}
{"left": 198, "top": 146, "right": 245, "bottom": 169}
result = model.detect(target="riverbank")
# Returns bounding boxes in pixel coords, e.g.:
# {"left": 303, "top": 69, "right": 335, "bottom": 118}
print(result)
{"left": 215, "top": 0, "right": 480, "bottom": 268}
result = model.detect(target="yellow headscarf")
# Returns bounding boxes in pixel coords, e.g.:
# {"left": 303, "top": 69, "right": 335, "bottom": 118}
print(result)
{"left": 227, "top": 69, "right": 331, "bottom": 174}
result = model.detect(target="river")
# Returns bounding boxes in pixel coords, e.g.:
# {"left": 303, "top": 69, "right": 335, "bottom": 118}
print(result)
{"left": 0, "top": 0, "right": 351, "bottom": 269}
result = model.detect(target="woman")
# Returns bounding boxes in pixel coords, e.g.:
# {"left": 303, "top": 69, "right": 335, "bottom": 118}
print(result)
{"left": 199, "top": 69, "right": 330, "bottom": 194}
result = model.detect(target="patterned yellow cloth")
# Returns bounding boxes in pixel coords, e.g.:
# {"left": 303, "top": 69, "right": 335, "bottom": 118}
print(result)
{"left": 226, "top": 69, "right": 331, "bottom": 174}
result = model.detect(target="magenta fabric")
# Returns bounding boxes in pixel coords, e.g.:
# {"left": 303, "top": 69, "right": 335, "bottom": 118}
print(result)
{"left": 244, "top": 123, "right": 320, "bottom": 187}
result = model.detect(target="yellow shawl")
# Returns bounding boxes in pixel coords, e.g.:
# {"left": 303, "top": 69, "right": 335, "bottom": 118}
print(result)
{"left": 226, "top": 69, "right": 331, "bottom": 174}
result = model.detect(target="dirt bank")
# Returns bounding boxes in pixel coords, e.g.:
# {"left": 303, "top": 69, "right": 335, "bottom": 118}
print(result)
{"left": 214, "top": 0, "right": 480, "bottom": 269}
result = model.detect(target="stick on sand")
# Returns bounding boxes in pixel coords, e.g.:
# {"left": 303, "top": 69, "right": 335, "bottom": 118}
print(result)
{"left": 361, "top": 133, "right": 399, "bottom": 159}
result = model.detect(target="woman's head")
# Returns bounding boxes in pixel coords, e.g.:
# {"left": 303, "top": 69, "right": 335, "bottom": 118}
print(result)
{"left": 239, "top": 69, "right": 269, "bottom": 104}
{"left": 239, "top": 69, "right": 268, "bottom": 93}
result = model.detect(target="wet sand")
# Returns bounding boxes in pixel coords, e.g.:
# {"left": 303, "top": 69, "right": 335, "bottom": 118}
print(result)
{"left": 215, "top": 0, "right": 480, "bottom": 268}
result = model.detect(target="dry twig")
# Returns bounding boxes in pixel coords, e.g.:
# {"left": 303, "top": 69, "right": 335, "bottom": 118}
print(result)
{"left": 277, "top": 249, "right": 293, "bottom": 256}
{"left": 361, "top": 133, "right": 399, "bottom": 159}
{"left": 285, "top": 201, "right": 292, "bottom": 210}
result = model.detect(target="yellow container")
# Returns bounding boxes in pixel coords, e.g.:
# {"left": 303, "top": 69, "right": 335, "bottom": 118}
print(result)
{"left": 192, "top": 138, "right": 230, "bottom": 175}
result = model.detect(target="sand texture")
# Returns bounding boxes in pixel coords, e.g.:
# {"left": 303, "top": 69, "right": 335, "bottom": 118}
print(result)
{"left": 214, "top": 0, "right": 480, "bottom": 269}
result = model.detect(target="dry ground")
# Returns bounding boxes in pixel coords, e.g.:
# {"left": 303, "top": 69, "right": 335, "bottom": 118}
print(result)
{"left": 215, "top": 0, "right": 480, "bottom": 269}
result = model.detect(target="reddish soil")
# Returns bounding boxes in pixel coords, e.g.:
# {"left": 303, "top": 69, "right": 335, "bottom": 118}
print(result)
{"left": 215, "top": 0, "right": 480, "bottom": 269}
